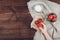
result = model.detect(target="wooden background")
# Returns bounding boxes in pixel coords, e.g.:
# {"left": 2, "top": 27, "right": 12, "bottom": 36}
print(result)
{"left": 0, "top": 0, "right": 59, "bottom": 40}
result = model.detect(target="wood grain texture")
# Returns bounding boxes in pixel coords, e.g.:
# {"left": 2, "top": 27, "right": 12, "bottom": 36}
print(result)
{"left": 50, "top": 0, "right": 60, "bottom": 4}
{"left": 0, "top": 0, "right": 30, "bottom": 6}
{"left": 0, "top": 0, "right": 59, "bottom": 40}
{"left": 0, "top": 6, "right": 36, "bottom": 40}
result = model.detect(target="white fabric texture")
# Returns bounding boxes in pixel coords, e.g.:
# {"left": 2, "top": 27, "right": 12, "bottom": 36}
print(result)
{"left": 27, "top": 0, "right": 60, "bottom": 40}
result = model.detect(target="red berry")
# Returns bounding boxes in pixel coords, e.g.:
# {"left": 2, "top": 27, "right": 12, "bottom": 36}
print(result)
{"left": 48, "top": 13, "right": 57, "bottom": 22}
{"left": 52, "top": 15, "right": 57, "bottom": 22}
{"left": 35, "top": 19, "right": 44, "bottom": 28}
{"left": 48, "top": 15, "right": 53, "bottom": 20}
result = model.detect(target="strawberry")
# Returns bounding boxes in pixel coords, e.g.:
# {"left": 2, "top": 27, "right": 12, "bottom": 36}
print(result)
{"left": 48, "top": 13, "right": 57, "bottom": 22}
{"left": 35, "top": 19, "right": 44, "bottom": 28}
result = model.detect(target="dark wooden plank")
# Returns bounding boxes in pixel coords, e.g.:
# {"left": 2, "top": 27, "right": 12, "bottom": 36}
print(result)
{"left": 0, "top": 0, "right": 30, "bottom": 6}
{"left": 0, "top": 6, "right": 35, "bottom": 40}
{"left": 50, "top": 0, "right": 60, "bottom": 4}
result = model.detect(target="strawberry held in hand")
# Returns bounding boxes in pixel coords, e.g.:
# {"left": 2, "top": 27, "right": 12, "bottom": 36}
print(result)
{"left": 35, "top": 19, "right": 44, "bottom": 28}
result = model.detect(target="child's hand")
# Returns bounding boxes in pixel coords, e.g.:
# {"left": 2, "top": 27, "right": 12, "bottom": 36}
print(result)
{"left": 35, "top": 19, "right": 47, "bottom": 33}
{"left": 39, "top": 23, "right": 47, "bottom": 34}
{"left": 31, "top": 16, "right": 43, "bottom": 31}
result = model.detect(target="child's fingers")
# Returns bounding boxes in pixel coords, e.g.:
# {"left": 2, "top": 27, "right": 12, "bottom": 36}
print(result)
{"left": 39, "top": 27, "right": 43, "bottom": 31}
{"left": 31, "top": 20, "right": 39, "bottom": 31}
{"left": 41, "top": 23, "right": 47, "bottom": 28}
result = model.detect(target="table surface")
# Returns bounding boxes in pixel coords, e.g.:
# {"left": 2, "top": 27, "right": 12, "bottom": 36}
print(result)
{"left": 0, "top": 0, "right": 59, "bottom": 40}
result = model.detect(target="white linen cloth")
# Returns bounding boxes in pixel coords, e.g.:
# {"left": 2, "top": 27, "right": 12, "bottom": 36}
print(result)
{"left": 27, "top": 0, "right": 60, "bottom": 40}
